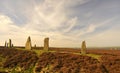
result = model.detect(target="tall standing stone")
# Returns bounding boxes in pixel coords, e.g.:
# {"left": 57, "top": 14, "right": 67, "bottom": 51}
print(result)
{"left": 44, "top": 37, "right": 49, "bottom": 51}
{"left": 8, "top": 39, "right": 12, "bottom": 48}
{"left": 25, "top": 36, "right": 32, "bottom": 50}
{"left": 5, "top": 41, "right": 7, "bottom": 47}
{"left": 81, "top": 41, "right": 87, "bottom": 55}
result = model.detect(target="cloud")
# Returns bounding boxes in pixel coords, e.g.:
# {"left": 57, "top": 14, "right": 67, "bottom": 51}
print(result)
{"left": 84, "top": 29, "right": 120, "bottom": 47}
{"left": 25, "top": 0, "right": 79, "bottom": 30}
{"left": 0, "top": 0, "right": 120, "bottom": 47}
{"left": 71, "top": 16, "right": 119, "bottom": 37}
{"left": 23, "top": 0, "right": 91, "bottom": 29}
{"left": 0, "top": 14, "right": 17, "bottom": 33}
{"left": 21, "top": 0, "right": 84, "bottom": 40}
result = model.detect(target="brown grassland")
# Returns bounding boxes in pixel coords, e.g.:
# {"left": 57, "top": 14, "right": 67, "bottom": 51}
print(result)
{"left": 0, "top": 47, "right": 120, "bottom": 73}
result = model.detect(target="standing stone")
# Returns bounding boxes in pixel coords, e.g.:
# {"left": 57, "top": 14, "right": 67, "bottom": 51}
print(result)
{"left": 6, "top": 43, "right": 8, "bottom": 47}
{"left": 8, "top": 39, "right": 12, "bottom": 48}
{"left": 44, "top": 37, "right": 49, "bottom": 51}
{"left": 5, "top": 41, "right": 7, "bottom": 47}
{"left": 12, "top": 44, "right": 14, "bottom": 47}
{"left": 34, "top": 44, "right": 36, "bottom": 48}
{"left": 81, "top": 41, "right": 87, "bottom": 55}
{"left": 25, "top": 36, "right": 32, "bottom": 50}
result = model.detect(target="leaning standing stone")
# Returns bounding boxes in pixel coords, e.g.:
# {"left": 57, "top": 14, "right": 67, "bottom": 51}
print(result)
{"left": 81, "top": 41, "right": 87, "bottom": 55}
{"left": 44, "top": 37, "right": 49, "bottom": 51}
{"left": 25, "top": 36, "right": 32, "bottom": 50}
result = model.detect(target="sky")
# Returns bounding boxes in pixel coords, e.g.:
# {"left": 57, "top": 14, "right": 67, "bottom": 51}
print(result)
{"left": 0, "top": 0, "right": 120, "bottom": 47}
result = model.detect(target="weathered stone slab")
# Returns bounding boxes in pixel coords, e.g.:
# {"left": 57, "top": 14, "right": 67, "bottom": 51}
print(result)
{"left": 25, "top": 36, "right": 32, "bottom": 50}
{"left": 5, "top": 41, "right": 7, "bottom": 47}
{"left": 12, "top": 44, "right": 14, "bottom": 47}
{"left": 81, "top": 41, "right": 86, "bottom": 55}
{"left": 34, "top": 44, "right": 36, "bottom": 48}
{"left": 8, "top": 39, "right": 12, "bottom": 48}
{"left": 44, "top": 37, "right": 49, "bottom": 51}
